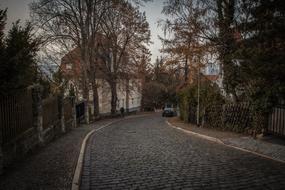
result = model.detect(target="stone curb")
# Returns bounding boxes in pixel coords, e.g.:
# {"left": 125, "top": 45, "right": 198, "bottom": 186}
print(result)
{"left": 71, "top": 114, "right": 152, "bottom": 190}
{"left": 166, "top": 121, "right": 224, "bottom": 144}
{"left": 166, "top": 120, "right": 285, "bottom": 164}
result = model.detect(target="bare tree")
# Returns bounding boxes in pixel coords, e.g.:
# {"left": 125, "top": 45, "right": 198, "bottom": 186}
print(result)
{"left": 30, "top": 0, "right": 110, "bottom": 123}
{"left": 98, "top": 0, "right": 150, "bottom": 114}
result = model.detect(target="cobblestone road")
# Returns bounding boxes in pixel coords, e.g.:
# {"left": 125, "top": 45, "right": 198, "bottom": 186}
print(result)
{"left": 80, "top": 114, "right": 285, "bottom": 190}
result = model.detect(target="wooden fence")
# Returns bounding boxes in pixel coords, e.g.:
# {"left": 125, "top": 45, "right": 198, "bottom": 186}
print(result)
{"left": 203, "top": 104, "right": 223, "bottom": 129}
{"left": 201, "top": 103, "right": 285, "bottom": 137}
{"left": 223, "top": 103, "right": 252, "bottom": 132}
{"left": 0, "top": 89, "right": 33, "bottom": 145}
{"left": 268, "top": 105, "right": 285, "bottom": 137}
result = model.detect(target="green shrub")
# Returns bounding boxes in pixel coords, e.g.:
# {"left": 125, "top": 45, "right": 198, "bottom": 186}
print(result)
{"left": 177, "top": 77, "right": 225, "bottom": 123}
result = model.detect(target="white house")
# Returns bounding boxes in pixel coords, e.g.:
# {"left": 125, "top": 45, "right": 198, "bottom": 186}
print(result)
{"left": 93, "top": 79, "right": 141, "bottom": 115}
{"left": 61, "top": 47, "right": 142, "bottom": 115}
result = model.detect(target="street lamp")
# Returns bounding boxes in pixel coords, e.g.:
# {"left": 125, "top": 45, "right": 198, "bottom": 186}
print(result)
{"left": 196, "top": 57, "right": 200, "bottom": 127}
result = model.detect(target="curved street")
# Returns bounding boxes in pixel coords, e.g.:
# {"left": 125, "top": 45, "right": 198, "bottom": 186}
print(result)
{"left": 80, "top": 114, "right": 285, "bottom": 190}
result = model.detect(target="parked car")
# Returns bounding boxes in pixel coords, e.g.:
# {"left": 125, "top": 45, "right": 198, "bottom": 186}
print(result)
{"left": 162, "top": 107, "right": 175, "bottom": 117}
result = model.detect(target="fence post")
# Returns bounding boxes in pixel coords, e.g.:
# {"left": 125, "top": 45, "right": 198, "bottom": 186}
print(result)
{"left": 31, "top": 85, "right": 44, "bottom": 144}
{"left": 259, "top": 110, "right": 269, "bottom": 137}
{"left": 58, "top": 94, "right": 65, "bottom": 133}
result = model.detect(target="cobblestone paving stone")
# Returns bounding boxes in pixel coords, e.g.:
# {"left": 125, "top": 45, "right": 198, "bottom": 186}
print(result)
{"left": 0, "top": 119, "right": 115, "bottom": 190}
{"left": 81, "top": 114, "right": 285, "bottom": 190}
{"left": 223, "top": 137, "right": 285, "bottom": 162}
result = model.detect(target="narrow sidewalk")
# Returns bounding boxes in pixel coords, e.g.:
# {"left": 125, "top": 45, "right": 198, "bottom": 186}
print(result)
{"left": 168, "top": 117, "right": 285, "bottom": 163}
{"left": 0, "top": 119, "right": 116, "bottom": 190}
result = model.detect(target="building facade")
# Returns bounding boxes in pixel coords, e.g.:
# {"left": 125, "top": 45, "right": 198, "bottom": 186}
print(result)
{"left": 60, "top": 45, "right": 142, "bottom": 115}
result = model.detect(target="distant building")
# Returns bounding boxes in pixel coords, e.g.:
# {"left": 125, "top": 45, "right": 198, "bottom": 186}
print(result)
{"left": 203, "top": 62, "right": 226, "bottom": 96}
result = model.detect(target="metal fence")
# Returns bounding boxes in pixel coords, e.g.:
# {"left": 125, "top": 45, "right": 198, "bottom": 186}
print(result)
{"left": 268, "top": 105, "right": 285, "bottom": 137}
{"left": 76, "top": 101, "right": 85, "bottom": 123}
{"left": 0, "top": 89, "right": 33, "bottom": 145}
{"left": 42, "top": 96, "right": 59, "bottom": 130}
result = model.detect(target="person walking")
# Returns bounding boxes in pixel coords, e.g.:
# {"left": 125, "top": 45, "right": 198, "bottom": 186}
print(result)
{"left": 120, "top": 107, "right": 125, "bottom": 117}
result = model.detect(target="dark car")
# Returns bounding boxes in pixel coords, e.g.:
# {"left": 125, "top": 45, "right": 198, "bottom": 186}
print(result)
{"left": 162, "top": 107, "right": 175, "bottom": 117}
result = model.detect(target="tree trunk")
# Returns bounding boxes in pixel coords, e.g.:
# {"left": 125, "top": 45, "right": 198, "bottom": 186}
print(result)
{"left": 140, "top": 75, "right": 146, "bottom": 112}
{"left": 110, "top": 81, "right": 117, "bottom": 115}
{"left": 92, "top": 83, "right": 100, "bottom": 117}
{"left": 217, "top": 0, "right": 237, "bottom": 100}
{"left": 184, "top": 55, "right": 188, "bottom": 82}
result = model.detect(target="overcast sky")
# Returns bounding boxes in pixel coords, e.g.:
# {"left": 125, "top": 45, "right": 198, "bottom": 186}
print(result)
{"left": 0, "top": 0, "right": 166, "bottom": 63}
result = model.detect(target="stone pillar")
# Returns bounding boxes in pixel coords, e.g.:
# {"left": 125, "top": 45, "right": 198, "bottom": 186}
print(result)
{"left": 58, "top": 94, "right": 65, "bottom": 133}
{"left": 31, "top": 85, "right": 44, "bottom": 143}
